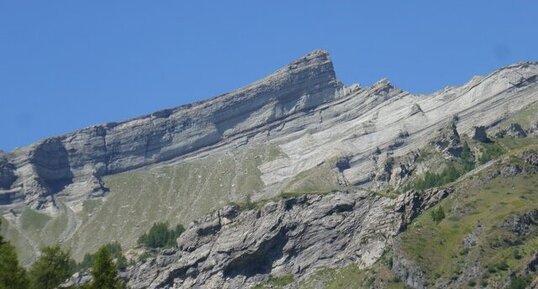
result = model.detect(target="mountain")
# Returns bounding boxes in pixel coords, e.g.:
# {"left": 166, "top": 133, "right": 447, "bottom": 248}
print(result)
{"left": 2, "top": 50, "right": 538, "bottom": 289}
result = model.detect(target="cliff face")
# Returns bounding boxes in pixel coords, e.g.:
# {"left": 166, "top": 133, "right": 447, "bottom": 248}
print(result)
{"left": 2, "top": 50, "right": 538, "bottom": 272}
{"left": 0, "top": 49, "right": 341, "bottom": 210}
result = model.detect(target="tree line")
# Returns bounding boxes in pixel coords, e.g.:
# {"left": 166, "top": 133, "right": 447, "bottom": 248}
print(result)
{"left": 0, "top": 219, "right": 184, "bottom": 289}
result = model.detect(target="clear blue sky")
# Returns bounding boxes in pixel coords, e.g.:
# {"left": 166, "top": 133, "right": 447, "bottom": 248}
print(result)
{"left": 1, "top": 1, "right": 537, "bottom": 151}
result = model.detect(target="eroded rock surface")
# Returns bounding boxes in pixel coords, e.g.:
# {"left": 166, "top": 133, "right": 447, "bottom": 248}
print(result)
{"left": 116, "top": 188, "right": 451, "bottom": 289}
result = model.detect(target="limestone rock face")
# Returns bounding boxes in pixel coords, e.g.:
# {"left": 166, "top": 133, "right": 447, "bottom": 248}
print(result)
{"left": 430, "top": 122, "right": 462, "bottom": 158}
{"left": 0, "top": 49, "right": 341, "bottom": 209}
{"left": 117, "top": 188, "right": 450, "bottom": 289}
{"left": 2, "top": 51, "right": 538, "bottom": 270}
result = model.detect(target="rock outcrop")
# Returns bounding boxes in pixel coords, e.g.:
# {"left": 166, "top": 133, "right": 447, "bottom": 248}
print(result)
{"left": 2, "top": 50, "right": 538, "bottom": 267}
{"left": 495, "top": 123, "right": 528, "bottom": 138}
{"left": 61, "top": 188, "right": 449, "bottom": 289}
{"left": 430, "top": 122, "right": 462, "bottom": 158}
{"left": 471, "top": 126, "right": 491, "bottom": 143}
{"left": 0, "top": 49, "right": 342, "bottom": 210}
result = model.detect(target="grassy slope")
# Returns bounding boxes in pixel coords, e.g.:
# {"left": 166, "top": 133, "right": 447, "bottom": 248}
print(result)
{"left": 4, "top": 145, "right": 286, "bottom": 261}
{"left": 399, "top": 174, "right": 538, "bottom": 287}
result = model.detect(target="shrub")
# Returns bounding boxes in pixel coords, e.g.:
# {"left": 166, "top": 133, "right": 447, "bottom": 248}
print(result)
{"left": 29, "top": 245, "right": 74, "bottom": 289}
{"left": 509, "top": 276, "right": 529, "bottom": 289}
{"left": 407, "top": 163, "right": 465, "bottom": 191}
{"left": 430, "top": 206, "right": 446, "bottom": 224}
{"left": 137, "top": 222, "right": 185, "bottom": 248}
{"left": 78, "top": 242, "right": 126, "bottom": 270}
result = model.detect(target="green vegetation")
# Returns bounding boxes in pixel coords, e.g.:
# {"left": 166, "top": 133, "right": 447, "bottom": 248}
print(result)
{"left": 478, "top": 142, "right": 505, "bottom": 164}
{"left": 253, "top": 273, "right": 294, "bottom": 289}
{"left": 89, "top": 246, "right": 125, "bottom": 289}
{"left": 29, "top": 245, "right": 73, "bottom": 289}
{"left": 508, "top": 276, "right": 530, "bottom": 289}
{"left": 282, "top": 158, "right": 343, "bottom": 195}
{"left": 1, "top": 145, "right": 286, "bottom": 262}
{"left": 137, "top": 222, "right": 185, "bottom": 249}
{"left": 20, "top": 209, "right": 50, "bottom": 231}
{"left": 296, "top": 256, "right": 408, "bottom": 289}
{"left": 79, "top": 242, "right": 127, "bottom": 271}
{"left": 404, "top": 162, "right": 466, "bottom": 191}
{"left": 64, "top": 145, "right": 285, "bottom": 260}
{"left": 399, "top": 171, "right": 538, "bottom": 286}
{"left": 0, "top": 219, "right": 29, "bottom": 289}
{"left": 430, "top": 206, "right": 445, "bottom": 224}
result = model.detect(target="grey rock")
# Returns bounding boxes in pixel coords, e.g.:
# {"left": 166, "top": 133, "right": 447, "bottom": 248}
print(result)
{"left": 409, "top": 103, "right": 424, "bottom": 117}
{"left": 463, "top": 223, "right": 484, "bottom": 249}
{"left": 503, "top": 209, "right": 538, "bottom": 236}
{"left": 430, "top": 122, "right": 462, "bottom": 158}
{"left": 392, "top": 238, "right": 427, "bottom": 289}
{"left": 495, "top": 123, "right": 528, "bottom": 138}
{"left": 119, "top": 188, "right": 451, "bottom": 289}
{"left": 0, "top": 152, "right": 16, "bottom": 190}
{"left": 2, "top": 51, "right": 538, "bottom": 266}
{"left": 471, "top": 126, "right": 491, "bottom": 143}
{"left": 1, "top": 49, "right": 341, "bottom": 209}
{"left": 521, "top": 150, "right": 538, "bottom": 167}
{"left": 499, "top": 164, "right": 523, "bottom": 177}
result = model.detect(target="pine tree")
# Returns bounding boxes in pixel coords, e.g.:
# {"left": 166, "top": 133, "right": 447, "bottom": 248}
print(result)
{"left": 0, "top": 219, "right": 29, "bottom": 289}
{"left": 90, "top": 246, "right": 123, "bottom": 289}
{"left": 29, "top": 245, "right": 73, "bottom": 289}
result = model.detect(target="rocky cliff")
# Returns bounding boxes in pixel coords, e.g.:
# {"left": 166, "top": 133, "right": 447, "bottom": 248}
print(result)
{"left": 2, "top": 50, "right": 538, "bottom": 274}
{"left": 0, "top": 49, "right": 341, "bottom": 211}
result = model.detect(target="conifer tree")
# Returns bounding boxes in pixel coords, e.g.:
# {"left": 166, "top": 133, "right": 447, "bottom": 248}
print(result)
{"left": 90, "top": 246, "right": 123, "bottom": 289}
{"left": 0, "top": 219, "right": 29, "bottom": 289}
{"left": 29, "top": 245, "right": 73, "bottom": 289}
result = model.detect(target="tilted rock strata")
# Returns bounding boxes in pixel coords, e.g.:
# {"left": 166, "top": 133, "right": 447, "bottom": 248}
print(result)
{"left": 1, "top": 50, "right": 538, "bottom": 269}
{"left": 120, "top": 188, "right": 450, "bottom": 289}
{"left": 0, "top": 49, "right": 341, "bottom": 209}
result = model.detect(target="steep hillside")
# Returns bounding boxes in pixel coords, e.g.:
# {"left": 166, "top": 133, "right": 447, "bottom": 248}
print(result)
{"left": 1, "top": 49, "right": 538, "bottom": 272}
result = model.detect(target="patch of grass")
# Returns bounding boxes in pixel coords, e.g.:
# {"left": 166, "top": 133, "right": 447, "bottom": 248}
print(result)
{"left": 253, "top": 273, "right": 294, "bottom": 289}
{"left": 478, "top": 141, "right": 505, "bottom": 164}
{"left": 20, "top": 209, "right": 50, "bottom": 231}
{"left": 398, "top": 173, "right": 538, "bottom": 285}
{"left": 281, "top": 160, "right": 342, "bottom": 195}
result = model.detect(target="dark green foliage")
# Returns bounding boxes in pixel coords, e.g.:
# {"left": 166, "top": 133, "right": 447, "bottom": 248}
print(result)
{"left": 78, "top": 242, "right": 125, "bottom": 270}
{"left": 89, "top": 246, "right": 124, "bottom": 289}
{"left": 137, "top": 222, "right": 185, "bottom": 248}
{"left": 461, "top": 141, "right": 475, "bottom": 171}
{"left": 0, "top": 219, "right": 3, "bottom": 244}
{"left": 410, "top": 163, "right": 461, "bottom": 191}
{"left": 29, "top": 245, "right": 74, "bottom": 289}
{"left": 430, "top": 206, "right": 446, "bottom": 224}
{"left": 512, "top": 248, "right": 522, "bottom": 260}
{"left": 467, "top": 279, "right": 476, "bottom": 287}
{"left": 496, "top": 261, "right": 509, "bottom": 271}
{"left": 508, "top": 276, "right": 530, "bottom": 289}
{"left": 0, "top": 219, "right": 29, "bottom": 289}
{"left": 478, "top": 142, "right": 505, "bottom": 164}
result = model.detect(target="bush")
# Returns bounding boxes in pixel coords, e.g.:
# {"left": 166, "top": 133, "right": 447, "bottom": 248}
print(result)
{"left": 496, "top": 261, "right": 509, "bottom": 271}
{"left": 29, "top": 245, "right": 74, "bottom": 289}
{"left": 513, "top": 249, "right": 522, "bottom": 260}
{"left": 78, "top": 242, "right": 126, "bottom": 270}
{"left": 430, "top": 206, "right": 446, "bottom": 224}
{"left": 137, "top": 222, "right": 185, "bottom": 248}
{"left": 478, "top": 142, "right": 505, "bottom": 164}
{"left": 90, "top": 246, "right": 125, "bottom": 289}
{"left": 407, "top": 163, "right": 464, "bottom": 191}
{"left": 509, "top": 276, "right": 529, "bottom": 289}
